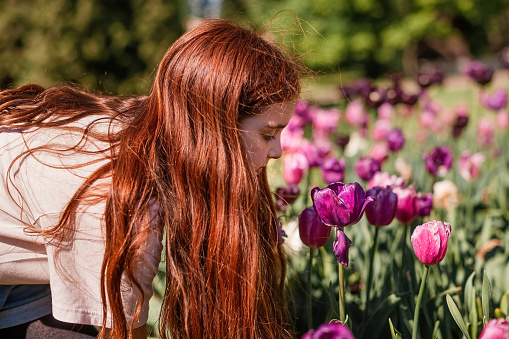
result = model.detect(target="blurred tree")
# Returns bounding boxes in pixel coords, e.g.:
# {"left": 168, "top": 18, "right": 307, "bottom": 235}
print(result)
{"left": 223, "top": 0, "right": 509, "bottom": 77}
{"left": 0, "top": 0, "right": 188, "bottom": 94}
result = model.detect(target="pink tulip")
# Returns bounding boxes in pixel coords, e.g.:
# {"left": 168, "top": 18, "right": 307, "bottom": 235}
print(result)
{"left": 411, "top": 220, "right": 451, "bottom": 266}
{"left": 378, "top": 102, "right": 394, "bottom": 120}
{"left": 283, "top": 152, "right": 308, "bottom": 184}
{"left": 311, "top": 107, "right": 341, "bottom": 134}
{"left": 419, "top": 110, "right": 436, "bottom": 128}
{"left": 372, "top": 119, "right": 392, "bottom": 141}
{"left": 369, "top": 142, "right": 390, "bottom": 164}
{"left": 498, "top": 109, "right": 509, "bottom": 130}
{"left": 345, "top": 99, "right": 368, "bottom": 127}
{"left": 281, "top": 128, "right": 305, "bottom": 153}
{"left": 477, "top": 117, "right": 495, "bottom": 147}
{"left": 367, "top": 171, "right": 404, "bottom": 190}
{"left": 393, "top": 185, "right": 418, "bottom": 224}
{"left": 479, "top": 318, "right": 509, "bottom": 339}
{"left": 459, "top": 150, "right": 485, "bottom": 182}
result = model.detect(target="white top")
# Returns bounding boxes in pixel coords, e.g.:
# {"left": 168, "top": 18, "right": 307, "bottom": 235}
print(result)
{"left": 0, "top": 119, "right": 163, "bottom": 328}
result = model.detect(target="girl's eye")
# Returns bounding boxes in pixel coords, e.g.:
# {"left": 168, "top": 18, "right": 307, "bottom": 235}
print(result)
{"left": 263, "top": 134, "right": 276, "bottom": 141}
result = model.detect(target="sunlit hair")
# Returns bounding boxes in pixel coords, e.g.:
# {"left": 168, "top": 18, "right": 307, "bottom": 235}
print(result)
{"left": 0, "top": 18, "right": 301, "bottom": 338}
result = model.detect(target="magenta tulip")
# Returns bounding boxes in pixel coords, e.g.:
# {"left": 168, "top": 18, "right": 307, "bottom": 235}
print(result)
{"left": 283, "top": 152, "right": 309, "bottom": 184}
{"left": 481, "top": 88, "right": 508, "bottom": 111}
{"left": 465, "top": 61, "right": 494, "bottom": 86}
{"left": 423, "top": 146, "right": 453, "bottom": 177}
{"left": 321, "top": 157, "right": 346, "bottom": 184}
{"left": 411, "top": 220, "right": 451, "bottom": 266}
{"left": 479, "top": 318, "right": 509, "bottom": 339}
{"left": 393, "top": 185, "right": 418, "bottom": 224}
{"left": 386, "top": 128, "right": 405, "bottom": 152}
{"left": 415, "top": 192, "right": 433, "bottom": 217}
{"left": 302, "top": 322, "right": 355, "bottom": 339}
{"left": 298, "top": 207, "right": 331, "bottom": 248}
{"left": 311, "top": 182, "right": 374, "bottom": 228}
{"left": 365, "top": 186, "right": 398, "bottom": 226}
{"left": 355, "top": 156, "right": 381, "bottom": 181}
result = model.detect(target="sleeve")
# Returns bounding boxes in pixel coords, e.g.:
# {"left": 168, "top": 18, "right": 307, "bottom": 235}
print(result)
{"left": 9, "top": 127, "right": 164, "bottom": 328}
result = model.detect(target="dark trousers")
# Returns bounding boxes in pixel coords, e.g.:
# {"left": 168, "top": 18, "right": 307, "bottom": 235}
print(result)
{"left": 0, "top": 313, "right": 99, "bottom": 338}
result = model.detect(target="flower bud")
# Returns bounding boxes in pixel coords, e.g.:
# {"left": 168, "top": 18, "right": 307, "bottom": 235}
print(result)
{"left": 298, "top": 207, "right": 331, "bottom": 248}
{"left": 365, "top": 186, "right": 398, "bottom": 226}
{"left": 479, "top": 318, "right": 509, "bottom": 339}
{"left": 411, "top": 220, "right": 451, "bottom": 266}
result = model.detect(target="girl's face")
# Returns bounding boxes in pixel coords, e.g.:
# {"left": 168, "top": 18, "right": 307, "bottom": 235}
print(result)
{"left": 239, "top": 101, "right": 297, "bottom": 173}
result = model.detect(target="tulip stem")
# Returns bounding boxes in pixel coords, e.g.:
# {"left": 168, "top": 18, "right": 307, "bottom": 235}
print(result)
{"left": 338, "top": 263, "right": 346, "bottom": 324}
{"left": 412, "top": 265, "right": 430, "bottom": 339}
{"left": 307, "top": 247, "right": 315, "bottom": 330}
{"left": 366, "top": 226, "right": 380, "bottom": 313}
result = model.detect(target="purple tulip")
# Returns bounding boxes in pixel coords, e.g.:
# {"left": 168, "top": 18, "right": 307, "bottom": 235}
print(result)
{"left": 321, "top": 157, "right": 346, "bottom": 184}
{"left": 275, "top": 184, "right": 300, "bottom": 212}
{"left": 294, "top": 100, "right": 313, "bottom": 123}
{"left": 355, "top": 156, "right": 381, "bottom": 181}
{"left": 411, "top": 220, "right": 451, "bottom": 266}
{"left": 301, "top": 141, "right": 324, "bottom": 168}
{"left": 423, "top": 146, "right": 453, "bottom": 176}
{"left": 481, "top": 89, "right": 508, "bottom": 111}
{"left": 415, "top": 192, "right": 433, "bottom": 217}
{"left": 384, "top": 86, "right": 403, "bottom": 105}
{"left": 393, "top": 185, "right": 418, "bottom": 224}
{"left": 311, "top": 182, "right": 374, "bottom": 228}
{"left": 365, "top": 88, "right": 385, "bottom": 108}
{"left": 452, "top": 104, "right": 469, "bottom": 138}
{"left": 332, "top": 228, "right": 352, "bottom": 266}
{"left": 386, "top": 128, "right": 405, "bottom": 152}
{"left": 465, "top": 61, "right": 494, "bottom": 86}
{"left": 365, "top": 186, "right": 398, "bottom": 226}
{"left": 302, "top": 321, "right": 355, "bottom": 339}
{"left": 479, "top": 318, "right": 509, "bottom": 339}
{"left": 298, "top": 206, "right": 331, "bottom": 248}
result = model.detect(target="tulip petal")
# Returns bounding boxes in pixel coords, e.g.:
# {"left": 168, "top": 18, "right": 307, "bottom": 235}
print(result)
{"left": 312, "top": 186, "right": 351, "bottom": 227}
{"left": 333, "top": 228, "right": 352, "bottom": 266}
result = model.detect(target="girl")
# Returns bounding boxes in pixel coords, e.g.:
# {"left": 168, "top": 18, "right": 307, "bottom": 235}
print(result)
{"left": 0, "top": 19, "right": 302, "bottom": 338}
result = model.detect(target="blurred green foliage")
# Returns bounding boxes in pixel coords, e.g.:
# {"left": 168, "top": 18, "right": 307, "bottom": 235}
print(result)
{"left": 0, "top": 0, "right": 187, "bottom": 93}
{"left": 1, "top": 0, "right": 508, "bottom": 92}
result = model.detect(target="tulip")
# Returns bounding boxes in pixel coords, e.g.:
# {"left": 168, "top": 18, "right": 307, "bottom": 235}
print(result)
{"left": 415, "top": 192, "right": 433, "bottom": 217}
{"left": 433, "top": 180, "right": 459, "bottom": 211}
{"left": 365, "top": 186, "right": 398, "bottom": 226}
{"left": 378, "top": 102, "right": 394, "bottom": 120}
{"left": 345, "top": 99, "right": 368, "bottom": 127}
{"left": 298, "top": 206, "right": 331, "bottom": 248}
{"left": 423, "top": 146, "right": 453, "bottom": 177}
{"left": 367, "top": 171, "right": 404, "bottom": 190}
{"left": 355, "top": 156, "right": 381, "bottom": 181}
{"left": 312, "top": 135, "right": 333, "bottom": 159}
{"left": 311, "top": 182, "right": 373, "bottom": 229}
{"left": 465, "top": 60, "right": 494, "bottom": 86}
{"left": 451, "top": 103, "right": 469, "bottom": 138}
{"left": 275, "top": 184, "right": 300, "bottom": 212}
{"left": 283, "top": 152, "right": 309, "bottom": 184}
{"left": 395, "top": 157, "right": 412, "bottom": 182}
{"left": 393, "top": 185, "right": 418, "bottom": 224}
{"left": 365, "top": 88, "right": 385, "bottom": 108}
{"left": 411, "top": 220, "right": 451, "bottom": 266}
{"left": 386, "top": 128, "right": 405, "bottom": 152}
{"left": 301, "top": 141, "right": 324, "bottom": 168}
{"left": 479, "top": 318, "right": 509, "bottom": 339}
{"left": 372, "top": 119, "right": 392, "bottom": 141}
{"left": 369, "top": 143, "right": 389, "bottom": 164}
{"left": 321, "top": 157, "right": 346, "bottom": 184}
{"left": 498, "top": 109, "right": 509, "bottom": 130}
{"left": 481, "top": 88, "right": 508, "bottom": 111}
{"left": 410, "top": 220, "right": 451, "bottom": 339}
{"left": 302, "top": 322, "right": 355, "bottom": 339}
{"left": 311, "top": 107, "right": 341, "bottom": 134}
{"left": 294, "top": 100, "right": 312, "bottom": 123}
{"left": 477, "top": 117, "right": 495, "bottom": 147}
{"left": 336, "top": 134, "right": 350, "bottom": 150}
{"left": 281, "top": 127, "right": 305, "bottom": 153}
{"left": 459, "top": 150, "right": 485, "bottom": 182}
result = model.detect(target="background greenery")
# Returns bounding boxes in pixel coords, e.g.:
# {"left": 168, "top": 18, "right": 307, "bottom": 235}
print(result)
{"left": 2, "top": 0, "right": 508, "bottom": 94}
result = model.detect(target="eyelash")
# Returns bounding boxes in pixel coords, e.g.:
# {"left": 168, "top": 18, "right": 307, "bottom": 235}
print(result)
{"left": 263, "top": 134, "right": 276, "bottom": 141}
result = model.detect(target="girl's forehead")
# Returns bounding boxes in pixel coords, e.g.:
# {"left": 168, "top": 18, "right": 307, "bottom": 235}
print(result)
{"left": 242, "top": 102, "right": 297, "bottom": 129}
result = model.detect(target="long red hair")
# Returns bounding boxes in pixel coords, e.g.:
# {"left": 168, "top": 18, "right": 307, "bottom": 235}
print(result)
{"left": 0, "top": 19, "right": 302, "bottom": 338}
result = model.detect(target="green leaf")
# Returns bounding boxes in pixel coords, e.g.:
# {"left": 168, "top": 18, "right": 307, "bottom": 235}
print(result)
{"left": 359, "top": 294, "right": 402, "bottom": 339}
{"left": 500, "top": 291, "right": 509, "bottom": 317}
{"left": 432, "top": 320, "right": 440, "bottom": 339}
{"left": 482, "top": 270, "right": 492, "bottom": 325}
{"left": 446, "top": 294, "right": 472, "bottom": 339}
{"left": 389, "top": 318, "right": 402, "bottom": 339}
{"left": 464, "top": 271, "right": 476, "bottom": 315}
